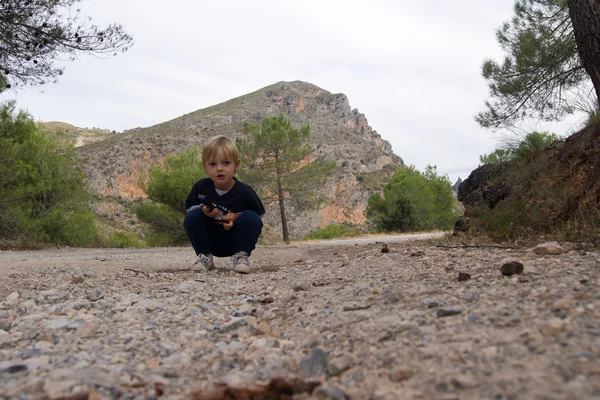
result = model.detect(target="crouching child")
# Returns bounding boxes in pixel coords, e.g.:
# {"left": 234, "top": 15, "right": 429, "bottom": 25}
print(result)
{"left": 184, "top": 135, "right": 265, "bottom": 273}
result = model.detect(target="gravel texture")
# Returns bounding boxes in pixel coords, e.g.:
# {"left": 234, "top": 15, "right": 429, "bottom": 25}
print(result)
{"left": 0, "top": 235, "right": 599, "bottom": 399}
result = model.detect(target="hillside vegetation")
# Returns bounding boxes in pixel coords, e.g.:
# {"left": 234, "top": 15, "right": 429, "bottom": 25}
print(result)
{"left": 37, "top": 122, "right": 118, "bottom": 147}
{"left": 458, "top": 119, "right": 600, "bottom": 245}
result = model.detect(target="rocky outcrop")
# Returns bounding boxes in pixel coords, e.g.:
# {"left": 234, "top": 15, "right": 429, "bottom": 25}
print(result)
{"left": 75, "top": 81, "right": 405, "bottom": 241}
{"left": 457, "top": 164, "right": 509, "bottom": 209}
{"left": 452, "top": 177, "right": 462, "bottom": 194}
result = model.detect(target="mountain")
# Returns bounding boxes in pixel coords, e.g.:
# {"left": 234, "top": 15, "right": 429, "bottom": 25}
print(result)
{"left": 74, "top": 81, "right": 405, "bottom": 242}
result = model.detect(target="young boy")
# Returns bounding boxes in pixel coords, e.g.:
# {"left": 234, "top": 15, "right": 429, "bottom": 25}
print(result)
{"left": 184, "top": 135, "right": 265, "bottom": 273}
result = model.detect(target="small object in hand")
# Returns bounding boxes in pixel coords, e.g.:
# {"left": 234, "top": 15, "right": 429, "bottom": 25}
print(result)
{"left": 198, "top": 194, "right": 214, "bottom": 211}
{"left": 381, "top": 244, "right": 389, "bottom": 253}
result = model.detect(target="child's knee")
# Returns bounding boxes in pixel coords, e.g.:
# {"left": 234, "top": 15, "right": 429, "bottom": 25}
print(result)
{"left": 183, "top": 208, "right": 206, "bottom": 229}
{"left": 239, "top": 210, "right": 263, "bottom": 227}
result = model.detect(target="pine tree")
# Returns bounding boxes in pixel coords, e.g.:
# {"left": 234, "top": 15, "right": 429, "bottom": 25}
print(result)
{"left": 476, "top": 0, "right": 588, "bottom": 130}
{"left": 237, "top": 115, "right": 335, "bottom": 243}
{"left": 0, "top": 0, "right": 132, "bottom": 88}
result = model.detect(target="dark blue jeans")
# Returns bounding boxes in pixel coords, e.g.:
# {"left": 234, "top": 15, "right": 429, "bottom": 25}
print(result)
{"left": 183, "top": 209, "right": 263, "bottom": 257}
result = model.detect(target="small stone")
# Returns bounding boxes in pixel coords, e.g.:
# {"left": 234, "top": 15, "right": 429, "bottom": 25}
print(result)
{"left": 389, "top": 366, "right": 413, "bottom": 382}
{"left": 573, "top": 307, "right": 585, "bottom": 316}
{"left": 136, "top": 299, "right": 161, "bottom": 311}
{"left": 71, "top": 276, "right": 84, "bottom": 284}
{"left": 0, "top": 329, "right": 11, "bottom": 346}
{"left": 451, "top": 374, "right": 476, "bottom": 389}
{"left": 381, "top": 244, "right": 389, "bottom": 253}
{"left": 501, "top": 261, "right": 524, "bottom": 276}
{"left": 5, "top": 292, "right": 20, "bottom": 305}
{"left": 220, "top": 316, "right": 257, "bottom": 333}
{"left": 541, "top": 318, "right": 566, "bottom": 336}
{"left": 86, "top": 289, "right": 104, "bottom": 302}
{"left": 420, "top": 298, "right": 439, "bottom": 308}
{"left": 299, "top": 347, "right": 328, "bottom": 378}
{"left": 293, "top": 282, "right": 310, "bottom": 292}
{"left": 481, "top": 346, "right": 498, "bottom": 359}
{"left": 313, "top": 385, "right": 347, "bottom": 400}
{"left": 176, "top": 281, "right": 198, "bottom": 292}
{"left": 457, "top": 272, "right": 471, "bottom": 281}
{"left": 76, "top": 321, "right": 98, "bottom": 338}
{"left": 437, "top": 306, "right": 463, "bottom": 318}
{"left": 552, "top": 297, "right": 573, "bottom": 312}
{"left": 0, "top": 318, "right": 11, "bottom": 331}
{"left": 533, "top": 241, "right": 565, "bottom": 255}
{"left": 328, "top": 354, "right": 355, "bottom": 376}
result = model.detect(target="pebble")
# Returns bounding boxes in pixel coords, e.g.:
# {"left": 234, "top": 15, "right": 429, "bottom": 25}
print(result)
{"left": 533, "top": 242, "right": 565, "bottom": 255}
{"left": 457, "top": 272, "right": 471, "bottom": 281}
{"left": 389, "top": 366, "right": 413, "bottom": 382}
{"left": 501, "top": 261, "right": 524, "bottom": 276}
{"left": 436, "top": 306, "right": 463, "bottom": 318}
{"left": 542, "top": 318, "right": 567, "bottom": 337}
{"left": 299, "top": 347, "right": 329, "bottom": 378}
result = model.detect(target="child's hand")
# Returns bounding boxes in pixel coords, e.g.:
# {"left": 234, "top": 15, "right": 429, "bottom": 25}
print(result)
{"left": 202, "top": 204, "right": 218, "bottom": 218}
{"left": 220, "top": 213, "right": 239, "bottom": 231}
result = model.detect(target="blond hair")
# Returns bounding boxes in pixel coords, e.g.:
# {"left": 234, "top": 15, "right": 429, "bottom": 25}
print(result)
{"left": 202, "top": 135, "right": 240, "bottom": 166}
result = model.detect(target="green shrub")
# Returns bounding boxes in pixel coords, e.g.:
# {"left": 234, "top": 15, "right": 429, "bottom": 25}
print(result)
{"left": 0, "top": 101, "right": 100, "bottom": 247}
{"left": 366, "top": 165, "right": 459, "bottom": 232}
{"left": 107, "top": 231, "right": 145, "bottom": 248}
{"left": 139, "top": 146, "right": 207, "bottom": 212}
{"left": 304, "top": 224, "right": 358, "bottom": 240}
{"left": 479, "top": 131, "right": 561, "bottom": 165}
{"left": 137, "top": 146, "right": 207, "bottom": 245}
{"left": 135, "top": 202, "right": 188, "bottom": 246}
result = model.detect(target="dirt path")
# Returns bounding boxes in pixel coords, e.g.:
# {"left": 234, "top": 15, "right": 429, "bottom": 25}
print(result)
{"left": 0, "top": 234, "right": 599, "bottom": 399}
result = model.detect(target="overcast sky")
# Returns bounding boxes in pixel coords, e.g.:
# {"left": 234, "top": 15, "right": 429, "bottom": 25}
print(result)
{"left": 3, "top": 0, "right": 586, "bottom": 183}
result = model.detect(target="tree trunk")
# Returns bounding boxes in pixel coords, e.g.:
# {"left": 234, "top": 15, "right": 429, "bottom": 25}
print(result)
{"left": 277, "top": 177, "right": 289, "bottom": 243}
{"left": 568, "top": 0, "right": 600, "bottom": 105}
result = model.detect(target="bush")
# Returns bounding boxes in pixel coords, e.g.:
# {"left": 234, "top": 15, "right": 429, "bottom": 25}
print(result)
{"left": 137, "top": 146, "right": 207, "bottom": 245}
{"left": 304, "top": 224, "right": 358, "bottom": 240}
{"left": 480, "top": 131, "right": 561, "bottom": 165}
{"left": 135, "top": 202, "right": 188, "bottom": 246}
{"left": 107, "top": 231, "right": 145, "bottom": 248}
{"left": 0, "top": 101, "right": 100, "bottom": 247}
{"left": 139, "top": 146, "right": 207, "bottom": 212}
{"left": 366, "top": 165, "right": 459, "bottom": 232}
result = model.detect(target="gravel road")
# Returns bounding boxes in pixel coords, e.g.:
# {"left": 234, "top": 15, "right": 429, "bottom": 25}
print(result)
{"left": 0, "top": 234, "right": 599, "bottom": 399}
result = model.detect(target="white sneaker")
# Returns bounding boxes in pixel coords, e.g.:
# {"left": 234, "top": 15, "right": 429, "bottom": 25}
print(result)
{"left": 192, "top": 253, "right": 215, "bottom": 271}
{"left": 232, "top": 251, "right": 252, "bottom": 274}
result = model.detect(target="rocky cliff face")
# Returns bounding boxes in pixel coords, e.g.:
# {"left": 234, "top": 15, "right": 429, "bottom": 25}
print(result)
{"left": 75, "top": 81, "right": 404, "bottom": 241}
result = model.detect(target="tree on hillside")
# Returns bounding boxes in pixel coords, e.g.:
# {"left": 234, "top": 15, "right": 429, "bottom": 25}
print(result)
{"left": 476, "top": 0, "right": 600, "bottom": 130}
{"left": 0, "top": 0, "right": 132, "bottom": 88}
{"left": 236, "top": 115, "right": 336, "bottom": 243}
{"left": 366, "top": 166, "right": 459, "bottom": 233}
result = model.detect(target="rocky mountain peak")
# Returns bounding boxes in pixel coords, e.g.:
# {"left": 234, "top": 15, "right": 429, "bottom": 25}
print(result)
{"left": 75, "top": 81, "right": 405, "bottom": 241}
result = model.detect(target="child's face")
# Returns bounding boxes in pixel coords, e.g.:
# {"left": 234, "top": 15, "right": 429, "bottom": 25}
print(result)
{"left": 203, "top": 148, "right": 240, "bottom": 191}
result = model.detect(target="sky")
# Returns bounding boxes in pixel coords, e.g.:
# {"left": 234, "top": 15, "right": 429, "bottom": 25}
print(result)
{"left": 3, "top": 0, "right": 588, "bottom": 183}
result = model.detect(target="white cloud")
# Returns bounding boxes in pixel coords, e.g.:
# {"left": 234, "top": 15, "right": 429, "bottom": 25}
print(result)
{"left": 4, "top": 0, "right": 582, "bottom": 184}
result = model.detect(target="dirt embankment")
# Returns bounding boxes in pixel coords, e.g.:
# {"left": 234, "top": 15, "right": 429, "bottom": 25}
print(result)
{"left": 0, "top": 234, "right": 599, "bottom": 399}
